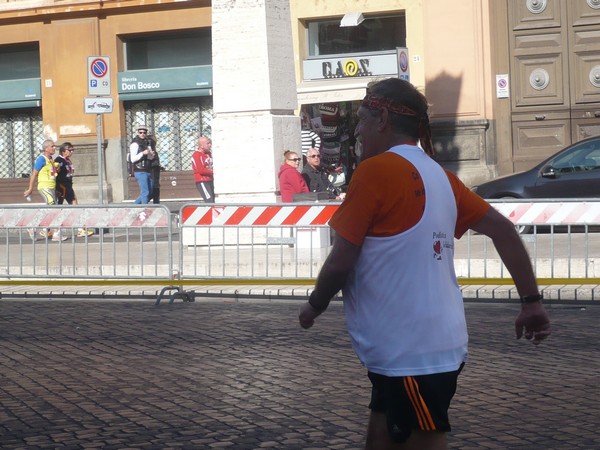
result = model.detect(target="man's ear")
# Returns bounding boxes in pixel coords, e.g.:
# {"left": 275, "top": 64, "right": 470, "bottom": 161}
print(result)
{"left": 378, "top": 108, "right": 389, "bottom": 131}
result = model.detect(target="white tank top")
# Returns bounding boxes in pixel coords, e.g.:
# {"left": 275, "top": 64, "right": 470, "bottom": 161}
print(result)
{"left": 343, "top": 145, "right": 468, "bottom": 376}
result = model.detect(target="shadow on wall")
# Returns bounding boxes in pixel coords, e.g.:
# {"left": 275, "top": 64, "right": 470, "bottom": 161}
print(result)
{"left": 426, "top": 71, "right": 462, "bottom": 163}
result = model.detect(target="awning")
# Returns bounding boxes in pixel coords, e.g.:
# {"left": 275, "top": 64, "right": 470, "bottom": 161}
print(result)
{"left": 297, "top": 77, "right": 378, "bottom": 105}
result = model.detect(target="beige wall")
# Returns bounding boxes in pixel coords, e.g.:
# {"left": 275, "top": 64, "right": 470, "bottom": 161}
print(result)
{"left": 290, "top": 0, "right": 426, "bottom": 89}
{"left": 423, "top": 0, "right": 493, "bottom": 121}
{"left": 290, "top": 0, "right": 495, "bottom": 123}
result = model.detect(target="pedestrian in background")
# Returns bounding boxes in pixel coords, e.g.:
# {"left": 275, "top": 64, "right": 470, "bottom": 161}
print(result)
{"left": 55, "top": 142, "right": 77, "bottom": 205}
{"left": 299, "top": 78, "right": 551, "bottom": 450}
{"left": 55, "top": 142, "right": 93, "bottom": 237}
{"left": 147, "top": 134, "right": 163, "bottom": 204}
{"left": 278, "top": 150, "right": 308, "bottom": 202}
{"left": 301, "top": 147, "right": 341, "bottom": 200}
{"left": 23, "top": 139, "right": 66, "bottom": 241}
{"left": 192, "top": 136, "right": 214, "bottom": 202}
{"left": 129, "top": 124, "right": 156, "bottom": 204}
{"left": 301, "top": 112, "right": 321, "bottom": 166}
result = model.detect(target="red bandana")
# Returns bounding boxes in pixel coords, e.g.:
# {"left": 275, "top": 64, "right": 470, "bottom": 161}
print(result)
{"left": 361, "top": 93, "right": 418, "bottom": 117}
{"left": 361, "top": 93, "right": 435, "bottom": 157}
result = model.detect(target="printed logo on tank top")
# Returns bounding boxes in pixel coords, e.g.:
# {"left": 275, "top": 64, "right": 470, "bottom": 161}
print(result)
{"left": 432, "top": 231, "right": 453, "bottom": 261}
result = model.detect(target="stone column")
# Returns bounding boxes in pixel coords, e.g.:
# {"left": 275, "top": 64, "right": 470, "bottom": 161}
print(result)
{"left": 211, "top": 0, "right": 300, "bottom": 203}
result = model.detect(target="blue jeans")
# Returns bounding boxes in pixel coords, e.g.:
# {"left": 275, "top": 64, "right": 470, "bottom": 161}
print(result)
{"left": 134, "top": 171, "right": 154, "bottom": 204}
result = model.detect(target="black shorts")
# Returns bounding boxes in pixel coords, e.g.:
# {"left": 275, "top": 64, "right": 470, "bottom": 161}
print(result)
{"left": 56, "top": 183, "right": 75, "bottom": 204}
{"left": 368, "top": 363, "right": 464, "bottom": 443}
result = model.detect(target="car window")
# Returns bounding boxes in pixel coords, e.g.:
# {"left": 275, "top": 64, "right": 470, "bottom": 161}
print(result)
{"left": 551, "top": 140, "right": 600, "bottom": 173}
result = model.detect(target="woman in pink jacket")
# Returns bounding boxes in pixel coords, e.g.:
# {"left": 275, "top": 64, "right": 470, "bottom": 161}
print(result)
{"left": 278, "top": 150, "right": 309, "bottom": 202}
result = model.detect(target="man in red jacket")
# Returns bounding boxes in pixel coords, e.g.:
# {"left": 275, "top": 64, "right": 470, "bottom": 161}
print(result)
{"left": 192, "top": 136, "right": 214, "bottom": 202}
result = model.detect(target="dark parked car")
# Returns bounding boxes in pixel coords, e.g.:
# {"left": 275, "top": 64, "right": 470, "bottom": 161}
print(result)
{"left": 472, "top": 136, "right": 600, "bottom": 199}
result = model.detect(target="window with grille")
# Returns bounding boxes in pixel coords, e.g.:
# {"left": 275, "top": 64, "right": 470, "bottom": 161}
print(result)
{"left": 0, "top": 110, "right": 43, "bottom": 179}
{"left": 124, "top": 97, "right": 213, "bottom": 171}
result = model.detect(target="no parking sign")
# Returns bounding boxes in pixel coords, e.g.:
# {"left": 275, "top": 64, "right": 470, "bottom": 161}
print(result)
{"left": 88, "top": 56, "right": 111, "bottom": 96}
{"left": 496, "top": 74, "right": 509, "bottom": 98}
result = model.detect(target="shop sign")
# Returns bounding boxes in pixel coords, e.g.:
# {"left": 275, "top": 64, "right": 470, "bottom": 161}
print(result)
{"left": 117, "top": 66, "right": 212, "bottom": 94}
{"left": 303, "top": 52, "right": 398, "bottom": 81}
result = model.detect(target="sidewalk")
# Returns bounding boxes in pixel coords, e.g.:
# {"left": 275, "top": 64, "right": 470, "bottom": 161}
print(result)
{"left": 2, "top": 281, "right": 599, "bottom": 305}
{"left": 0, "top": 298, "right": 598, "bottom": 449}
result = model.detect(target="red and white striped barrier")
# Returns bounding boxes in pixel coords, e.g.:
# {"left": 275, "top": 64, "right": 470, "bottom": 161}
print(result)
{"left": 181, "top": 204, "right": 339, "bottom": 227}
{"left": 182, "top": 201, "right": 600, "bottom": 229}
{"left": 0, "top": 206, "right": 170, "bottom": 228}
{"left": 490, "top": 201, "right": 600, "bottom": 226}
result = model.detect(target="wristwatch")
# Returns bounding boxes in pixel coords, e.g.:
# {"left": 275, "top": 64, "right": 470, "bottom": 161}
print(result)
{"left": 520, "top": 293, "right": 543, "bottom": 304}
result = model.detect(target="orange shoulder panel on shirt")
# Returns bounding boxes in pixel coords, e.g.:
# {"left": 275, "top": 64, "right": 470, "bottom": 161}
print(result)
{"left": 330, "top": 153, "right": 490, "bottom": 246}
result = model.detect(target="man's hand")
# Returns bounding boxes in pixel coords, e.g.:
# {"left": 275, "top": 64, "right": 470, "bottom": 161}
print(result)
{"left": 515, "top": 302, "right": 551, "bottom": 345}
{"left": 299, "top": 302, "right": 323, "bottom": 329}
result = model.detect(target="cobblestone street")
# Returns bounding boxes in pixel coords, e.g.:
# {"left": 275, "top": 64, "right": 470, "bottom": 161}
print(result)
{"left": 0, "top": 299, "right": 598, "bottom": 449}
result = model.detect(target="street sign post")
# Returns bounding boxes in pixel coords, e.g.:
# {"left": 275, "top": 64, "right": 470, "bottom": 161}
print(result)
{"left": 88, "top": 56, "right": 111, "bottom": 96}
{"left": 87, "top": 56, "right": 112, "bottom": 204}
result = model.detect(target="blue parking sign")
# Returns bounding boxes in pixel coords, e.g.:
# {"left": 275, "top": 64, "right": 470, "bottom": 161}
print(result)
{"left": 88, "top": 56, "right": 111, "bottom": 95}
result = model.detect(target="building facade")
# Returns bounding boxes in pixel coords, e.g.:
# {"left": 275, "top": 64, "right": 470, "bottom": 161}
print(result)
{"left": 0, "top": 0, "right": 599, "bottom": 205}
{"left": 0, "top": 0, "right": 212, "bottom": 204}
{"left": 290, "top": 0, "right": 600, "bottom": 186}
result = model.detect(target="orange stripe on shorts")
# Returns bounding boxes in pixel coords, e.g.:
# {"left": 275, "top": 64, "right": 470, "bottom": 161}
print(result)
{"left": 403, "top": 376, "right": 436, "bottom": 431}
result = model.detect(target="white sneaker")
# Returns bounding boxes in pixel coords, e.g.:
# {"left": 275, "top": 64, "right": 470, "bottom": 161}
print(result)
{"left": 52, "top": 232, "right": 68, "bottom": 242}
{"left": 27, "top": 228, "right": 35, "bottom": 240}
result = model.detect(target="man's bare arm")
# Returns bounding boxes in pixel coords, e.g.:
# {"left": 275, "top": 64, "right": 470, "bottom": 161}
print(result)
{"left": 299, "top": 233, "right": 361, "bottom": 329}
{"left": 470, "top": 206, "right": 551, "bottom": 344}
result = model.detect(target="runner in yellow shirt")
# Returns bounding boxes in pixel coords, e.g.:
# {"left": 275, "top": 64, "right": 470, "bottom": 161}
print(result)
{"left": 23, "top": 140, "right": 66, "bottom": 241}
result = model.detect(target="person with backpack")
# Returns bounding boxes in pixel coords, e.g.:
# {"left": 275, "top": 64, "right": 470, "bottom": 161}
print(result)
{"left": 129, "top": 124, "right": 156, "bottom": 204}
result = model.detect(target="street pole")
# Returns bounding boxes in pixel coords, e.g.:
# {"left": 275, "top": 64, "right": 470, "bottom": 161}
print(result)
{"left": 97, "top": 113, "right": 103, "bottom": 205}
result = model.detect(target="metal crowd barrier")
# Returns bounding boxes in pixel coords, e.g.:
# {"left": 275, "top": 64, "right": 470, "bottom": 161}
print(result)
{"left": 178, "top": 203, "right": 338, "bottom": 280}
{"left": 178, "top": 200, "right": 600, "bottom": 286}
{"left": 1, "top": 200, "right": 600, "bottom": 303}
{"left": 0, "top": 204, "right": 173, "bottom": 279}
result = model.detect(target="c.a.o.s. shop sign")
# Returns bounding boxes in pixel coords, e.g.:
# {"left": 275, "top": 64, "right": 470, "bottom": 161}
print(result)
{"left": 303, "top": 52, "right": 399, "bottom": 81}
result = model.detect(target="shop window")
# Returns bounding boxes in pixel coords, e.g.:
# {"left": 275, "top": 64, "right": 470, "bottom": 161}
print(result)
{"left": 124, "top": 29, "right": 211, "bottom": 70}
{"left": 0, "top": 43, "right": 40, "bottom": 80}
{"left": 124, "top": 97, "right": 213, "bottom": 172}
{"left": 301, "top": 101, "right": 360, "bottom": 186}
{"left": 307, "top": 14, "right": 406, "bottom": 57}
